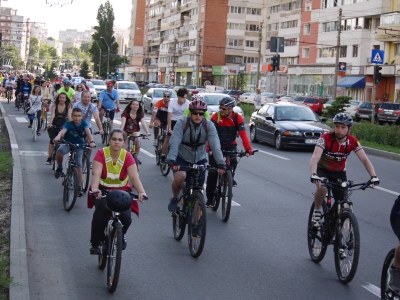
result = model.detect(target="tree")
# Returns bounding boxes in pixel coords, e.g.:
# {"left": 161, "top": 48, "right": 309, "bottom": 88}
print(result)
{"left": 80, "top": 42, "right": 90, "bottom": 53}
{"left": 47, "top": 37, "right": 55, "bottom": 41}
{"left": 80, "top": 59, "right": 90, "bottom": 78}
{"left": 325, "top": 96, "right": 352, "bottom": 117}
{"left": 0, "top": 45, "right": 25, "bottom": 69}
{"left": 28, "top": 37, "right": 40, "bottom": 71}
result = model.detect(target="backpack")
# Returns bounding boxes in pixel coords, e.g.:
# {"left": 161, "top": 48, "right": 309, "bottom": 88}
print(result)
{"left": 181, "top": 117, "right": 209, "bottom": 150}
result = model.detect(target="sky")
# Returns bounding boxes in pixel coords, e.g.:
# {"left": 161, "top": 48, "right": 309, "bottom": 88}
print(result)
{"left": 5, "top": 0, "right": 132, "bottom": 38}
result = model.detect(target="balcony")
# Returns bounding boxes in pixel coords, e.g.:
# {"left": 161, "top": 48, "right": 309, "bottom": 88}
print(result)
{"left": 148, "top": 50, "right": 160, "bottom": 57}
{"left": 177, "top": 62, "right": 188, "bottom": 67}
{"left": 376, "top": 13, "right": 400, "bottom": 42}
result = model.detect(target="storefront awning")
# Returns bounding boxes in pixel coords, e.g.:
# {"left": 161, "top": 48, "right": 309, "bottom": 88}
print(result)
{"left": 337, "top": 76, "right": 366, "bottom": 88}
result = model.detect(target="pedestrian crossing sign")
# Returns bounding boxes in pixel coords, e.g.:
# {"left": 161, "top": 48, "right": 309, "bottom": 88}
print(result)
{"left": 371, "top": 50, "right": 384, "bottom": 64}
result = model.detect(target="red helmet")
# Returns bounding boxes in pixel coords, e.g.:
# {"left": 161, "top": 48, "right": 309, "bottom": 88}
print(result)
{"left": 106, "top": 81, "right": 114, "bottom": 87}
{"left": 189, "top": 99, "right": 207, "bottom": 111}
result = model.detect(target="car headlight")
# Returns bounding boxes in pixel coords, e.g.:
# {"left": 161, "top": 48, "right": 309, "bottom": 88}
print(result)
{"left": 283, "top": 131, "right": 302, "bottom": 136}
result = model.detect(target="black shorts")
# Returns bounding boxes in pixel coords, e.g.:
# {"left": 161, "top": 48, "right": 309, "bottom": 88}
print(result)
{"left": 101, "top": 107, "right": 115, "bottom": 120}
{"left": 391, "top": 213, "right": 400, "bottom": 242}
{"left": 48, "top": 127, "right": 63, "bottom": 145}
{"left": 171, "top": 120, "right": 177, "bottom": 130}
{"left": 317, "top": 168, "right": 347, "bottom": 201}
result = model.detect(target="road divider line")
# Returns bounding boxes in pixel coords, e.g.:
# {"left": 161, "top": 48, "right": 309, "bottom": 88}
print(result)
{"left": 376, "top": 186, "right": 400, "bottom": 196}
{"left": 362, "top": 283, "right": 380, "bottom": 298}
{"left": 16, "top": 117, "right": 28, "bottom": 123}
{"left": 140, "top": 148, "right": 156, "bottom": 158}
{"left": 257, "top": 150, "right": 290, "bottom": 160}
{"left": 232, "top": 200, "right": 241, "bottom": 206}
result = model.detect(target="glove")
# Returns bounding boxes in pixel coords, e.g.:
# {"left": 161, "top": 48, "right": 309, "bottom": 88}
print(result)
{"left": 310, "top": 173, "right": 321, "bottom": 184}
{"left": 217, "top": 164, "right": 226, "bottom": 172}
{"left": 246, "top": 149, "right": 254, "bottom": 155}
{"left": 370, "top": 176, "right": 380, "bottom": 186}
{"left": 116, "top": 108, "right": 120, "bottom": 113}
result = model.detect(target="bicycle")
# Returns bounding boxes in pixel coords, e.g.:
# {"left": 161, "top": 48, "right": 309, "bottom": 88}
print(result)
{"left": 41, "top": 100, "right": 50, "bottom": 130}
{"left": 307, "top": 179, "right": 372, "bottom": 283}
{"left": 90, "top": 189, "right": 148, "bottom": 293}
{"left": 57, "top": 141, "right": 92, "bottom": 212}
{"left": 127, "top": 133, "right": 149, "bottom": 171}
{"left": 171, "top": 163, "right": 209, "bottom": 258}
{"left": 381, "top": 248, "right": 399, "bottom": 299}
{"left": 101, "top": 109, "right": 112, "bottom": 144}
{"left": 154, "top": 125, "right": 167, "bottom": 166}
{"left": 28, "top": 112, "right": 38, "bottom": 142}
{"left": 81, "top": 131, "right": 100, "bottom": 193}
{"left": 209, "top": 149, "right": 258, "bottom": 222}
{"left": 15, "top": 94, "right": 22, "bottom": 110}
{"left": 5, "top": 87, "right": 12, "bottom": 103}
{"left": 22, "top": 93, "right": 29, "bottom": 115}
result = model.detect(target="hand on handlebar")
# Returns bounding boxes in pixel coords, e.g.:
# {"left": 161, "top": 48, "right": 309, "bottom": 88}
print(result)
{"left": 168, "top": 161, "right": 180, "bottom": 171}
{"left": 310, "top": 173, "right": 321, "bottom": 186}
{"left": 90, "top": 189, "right": 103, "bottom": 200}
{"left": 217, "top": 164, "right": 226, "bottom": 175}
{"left": 138, "top": 192, "right": 148, "bottom": 203}
{"left": 370, "top": 176, "right": 380, "bottom": 188}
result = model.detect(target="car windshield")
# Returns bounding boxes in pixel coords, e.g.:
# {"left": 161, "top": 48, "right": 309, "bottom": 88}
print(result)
{"left": 382, "top": 103, "right": 400, "bottom": 110}
{"left": 203, "top": 94, "right": 227, "bottom": 105}
{"left": 294, "top": 96, "right": 305, "bottom": 102}
{"left": 276, "top": 107, "right": 318, "bottom": 121}
{"left": 153, "top": 89, "right": 177, "bottom": 98}
{"left": 221, "top": 90, "right": 229, "bottom": 94}
{"left": 118, "top": 82, "right": 139, "bottom": 90}
{"left": 91, "top": 80, "right": 106, "bottom": 86}
{"left": 325, "top": 100, "right": 335, "bottom": 105}
{"left": 86, "top": 82, "right": 94, "bottom": 88}
{"left": 350, "top": 101, "right": 360, "bottom": 106}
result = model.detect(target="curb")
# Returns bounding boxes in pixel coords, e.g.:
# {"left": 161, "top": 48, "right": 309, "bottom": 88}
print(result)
{"left": 363, "top": 146, "right": 400, "bottom": 162}
{"left": 0, "top": 102, "right": 30, "bottom": 300}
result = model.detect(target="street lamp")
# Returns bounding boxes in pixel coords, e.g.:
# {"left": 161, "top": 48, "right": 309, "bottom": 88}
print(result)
{"left": 93, "top": 40, "right": 101, "bottom": 77}
{"left": 100, "top": 36, "right": 110, "bottom": 79}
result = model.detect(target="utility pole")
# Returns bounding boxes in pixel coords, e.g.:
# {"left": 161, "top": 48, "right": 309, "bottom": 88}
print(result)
{"left": 196, "top": 29, "right": 201, "bottom": 86}
{"left": 332, "top": 8, "right": 342, "bottom": 100}
{"left": 171, "top": 38, "right": 177, "bottom": 85}
{"left": 256, "top": 22, "right": 263, "bottom": 90}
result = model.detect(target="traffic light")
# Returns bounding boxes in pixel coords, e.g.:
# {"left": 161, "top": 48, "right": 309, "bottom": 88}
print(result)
{"left": 374, "top": 65, "right": 382, "bottom": 84}
{"left": 271, "top": 55, "right": 280, "bottom": 72}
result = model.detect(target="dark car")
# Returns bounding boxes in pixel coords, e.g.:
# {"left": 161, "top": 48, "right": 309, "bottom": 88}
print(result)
{"left": 354, "top": 102, "right": 382, "bottom": 122}
{"left": 220, "top": 90, "right": 240, "bottom": 100}
{"left": 377, "top": 102, "right": 400, "bottom": 125}
{"left": 249, "top": 102, "right": 331, "bottom": 150}
{"left": 136, "top": 81, "right": 148, "bottom": 88}
{"left": 293, "top": 96, "right": 328, "bottom": 115}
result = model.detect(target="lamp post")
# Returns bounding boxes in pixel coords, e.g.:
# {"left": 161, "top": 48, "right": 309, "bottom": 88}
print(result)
{"left": 100, "top": 36, "right": 110, "bottom": 79}
{"left": 93, "top": 40, "right": 101, "bottom": 77}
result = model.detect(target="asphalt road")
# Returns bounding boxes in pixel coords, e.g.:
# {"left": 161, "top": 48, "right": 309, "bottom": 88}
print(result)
{"left": 2, "top": 99, "right": 398, "bottom": 299}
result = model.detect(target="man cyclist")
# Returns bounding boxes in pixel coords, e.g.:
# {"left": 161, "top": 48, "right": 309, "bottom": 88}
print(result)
{"left": 58, "top": 79, "right": 76, "bottom": 103}
{"left": 205, "top": 97, "right": 253, "bottom": 207}
{"left": 73, "top": 90, "right": 104, "bottom": 136}
{"left": 4, "top": 75, "right": 14, "bottom": 101}
{"left": 166, "top": 99, "right": 226, "bottom": 213}
{"left": 18, "top": 77, "right": 32, "bottom": 105}
{"left": 309, "top": 113, "right": 379, "bottom": 234}
{"left": 98, "top": 81, "right": 120, "bottom": 130}
{"left": 149, "top": 88, "right": 171, "bottom": 146}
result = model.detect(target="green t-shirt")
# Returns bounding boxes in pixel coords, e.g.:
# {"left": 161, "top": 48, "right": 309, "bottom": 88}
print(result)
{"left": 183, "top": 108, "right": 211, "bottom": 119}
{"left": 58, "top": 87, "right": 75, "bottom": 101}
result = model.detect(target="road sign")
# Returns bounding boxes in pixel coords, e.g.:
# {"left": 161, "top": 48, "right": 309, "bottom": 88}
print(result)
{"left": 371, "top": 50, "right": 384, "bottom": 64}
{"left": 338, "top": 62, "right": 346, "bottom": 71}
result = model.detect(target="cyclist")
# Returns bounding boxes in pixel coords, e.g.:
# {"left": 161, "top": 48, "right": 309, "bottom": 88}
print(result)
{"left": 309, "top": 113, "right": 380, "bottom": 231}
{"left": 46, "top": 92, "right": 72, "bottom": 164}
{"left": 149, "top": 88, "right": 171, "bottom": 146}
{"left": 58, "top": 79, "right": 76, "bottom": 103}
{"left": 4, "top": 75, "right": 14, "bottom": 101}
{"left": 182, "top": 94, "right": 211, "bottom": 119}
{"left": 120, "top": 98, "right": 150, "bottom": 156}
{"left": 205, "top": 97, "right": 253, "bottom": 207}
{"left": 27, "top": 85, "right": 43, "bottom": 136}
{"left": 18, "top": 77, "right": 32, "bottom": 106}
{"left": 88, "top": 129, "right": 148, "bottom": 254}
{"left": 72, "top": 90, "right": 103, "bottom": 136}
{"left": 14, "top": 74, "right": 24, "bottom": 103}
{"left": 53, "top": 107, "right": 96, "bottom": 196}
{"left": 98, "top": 81, "right": 120, "bottom": 130}
{"left": 389, "top": 195, "right": 400, "bottom": 295}
{"left": 166, "top": 99, "right": 226, "bottom": 212}
{"left": 74, "top": 83, "right": 85, "bottom": 102}
{"left": 53, "top": 76, "right": 62, "bottom": 93}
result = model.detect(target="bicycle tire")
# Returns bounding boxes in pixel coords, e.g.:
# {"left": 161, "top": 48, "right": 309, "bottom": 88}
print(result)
{"left": 381, "top": 248, "right": 396, "bottom": 299}
{"left": 133, "top": 153, "right": 140, "bottom": 172}
{"left": 32, "top": 118, "right": 37, "bottom": 142}
{"left": 102, "top": 122, "right": 109, "bottom": 144}
{"left": 98, "top": 239, "right": 108, "bottom": 270}
{"left": 211, "top": 175, "right": 221, "bottom": 211}
{"left": 221, "top": 170, "right": 233, "bottom": 222}
{"left": 334, "top": 210, "right": 360, "bottom": 283}
{"left": 172, "top": 195, "right": 186, "bottom": 241}
{"left": 307, "top": 202, "right": 328, "bottom": 263}
{"left": 160, "top": 160, "right": 170, "bottom": 176}
{"left": 155, "top": 138, "right": 162, "bottom": 165}
{"left": 188, "top": 192, "right": 207, "bottom": 258}
{"left": 107, "top": 222, "right": 122, "bottom": 293}
{"left": 41, "top": 111, "right": 48, "bottom": 130}
{"left": 23, "top": 102, "right": 27, "bottom": 114}
{"left": 16, "top": 97, "right": 20, "bottom": 111}
{"left": 63, "top": 168, "right": 78, "bottom": 211}
{"left": 82, "top": 152, "right": 90, "bottom": 193}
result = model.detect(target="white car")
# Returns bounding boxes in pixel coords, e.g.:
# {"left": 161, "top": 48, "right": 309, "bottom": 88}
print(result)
{"left": 89, "top": 79, "right": 107, "bottom": 98}
{"left": 239, "top": 92, "right": 255, "bottom": 104}
{"left": 114, "top": 81, "right": 142, "bottom": 103}
{"left": 323, "top": 100, "right": 360, "bottom": 116}
{"left": 85, "top": 81, "right": 98, "bottom": 102}
{"left": 198, "top": 93, "right": 244, "bottom": 116}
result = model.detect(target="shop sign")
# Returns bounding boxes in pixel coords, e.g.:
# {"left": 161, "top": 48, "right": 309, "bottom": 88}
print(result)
{"left": 200, "top": 65, "right": 212, "bottom": 72}
{"left": 301, "top": 68, "right": 323, "bottom": 74}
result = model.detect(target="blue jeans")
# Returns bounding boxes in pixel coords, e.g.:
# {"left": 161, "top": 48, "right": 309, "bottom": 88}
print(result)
{"left": 57, "top": 144, "right": 83, "bottom": 167}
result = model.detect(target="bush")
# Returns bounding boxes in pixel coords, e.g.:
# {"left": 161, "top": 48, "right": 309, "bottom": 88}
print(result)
{"left": 325, "top": 96, "right": 352, "bottom": 117}
{"left": 239, "top": 103, "right": 255, "bottom": 119}
{"left": 351, "top": 122, "right": 400, "bottom": 147}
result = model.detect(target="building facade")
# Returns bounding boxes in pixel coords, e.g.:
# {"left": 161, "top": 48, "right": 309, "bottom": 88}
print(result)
{"left": 30, "top": 24, "right": 48, "bottom": 43}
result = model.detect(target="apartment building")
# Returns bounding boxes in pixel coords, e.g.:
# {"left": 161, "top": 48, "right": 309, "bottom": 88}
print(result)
{"left": 44, "top": 39, "right": 63, "bottom": 57}
{"left": 58, "top": 28, "right": 94, "bottom": 45}
{"left": 30, "top": 24, "right": 48, "bottom": 43}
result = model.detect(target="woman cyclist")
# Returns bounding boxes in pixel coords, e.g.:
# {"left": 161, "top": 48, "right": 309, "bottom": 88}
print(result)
{"left": 120, "top": 99, "right": 151, "bottom": 158}
{"left": 45, "top": 92, "right": 72, "bottom": 164}
{"left": 74, "top": 84, "right": 85, "bottom": 102}
{"left": 88, "top": 129, "right": 148, "bottom": 255}
{"left": 27, "top": 85, "right": 43, "bottom": 136}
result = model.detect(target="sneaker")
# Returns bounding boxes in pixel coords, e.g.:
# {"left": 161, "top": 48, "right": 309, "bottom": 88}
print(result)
{"left": 77, "top": 186, "right": 84, "bottom": 197}
{"left": 122, "top": 236, "right": 127, "bottom": 250}
{"left": 28, "top": 125, "right": 32, "bottom": 128}
{"left": 168, "top": 197, "right": 179, "bottom": 212}
{"left": 192, "top": 225, "right": 202, "bottom": 237}
{"left": 45, "top": 157, "right": 51, "bottom": 165}
{"left": 232, "top": 179, "right": 237, "bottom": 187}
{"left": 55, "top": 166, "right": 63, "bottom": 179}
{"left": 389, "top": 267, "right": 400, "bottom": 294}
{"left": 339, "top": 249, "right": 347, "bottom": 259}
{"left": 153, "top": 139, "right": 157, "bottom": 146}
{"left": 160, "top": 154, "right": 166, "bottom": 163}
{"left": 312, "top": 210, "right": 322, "bottom": 228}
{"left": 90, "top": 244, "right": 101, "bottom": 255}
{"left": 206, "top": 199, "right": 214, "bottom": 208}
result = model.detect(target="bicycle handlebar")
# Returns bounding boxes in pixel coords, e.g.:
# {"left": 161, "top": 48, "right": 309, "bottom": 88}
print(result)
{"left": 127, "top": 133, "right": 150, "bottom": 140}
{"left": 321, "top": 179, "right": 372, "bottom": 190}
{"left": 89, "top": 189, "right": 149, "bottom": 201}
{"left": 222, "top": 149, "right": 258, "bottom": 158}
{"left": 56, "top": 140, "right": 95, "bottom": 149}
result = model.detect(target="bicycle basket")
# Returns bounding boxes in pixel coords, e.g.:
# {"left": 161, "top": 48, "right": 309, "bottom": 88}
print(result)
{"left": 106, "top": 190, "right": 132, "bottom": 212}
{"left": 27, "top": 114, "right": 36, "bottom": 120}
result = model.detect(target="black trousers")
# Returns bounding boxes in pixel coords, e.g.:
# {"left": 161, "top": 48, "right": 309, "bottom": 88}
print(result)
{"left": 90, "top": 197, "right": 132, "bottom": 245}
{"left": 205, "top": 144, "right": 237, "bottom": 201}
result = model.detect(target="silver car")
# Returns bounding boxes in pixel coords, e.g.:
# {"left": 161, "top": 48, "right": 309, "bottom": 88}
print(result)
{"left": 199, "top": 93, "right": 244, "bottom": 116}
{"left": 89, "top": 79, "right": 107, "bottom": 99}
{"left": 143, "top": 88, "right": 178, "bottom": 113}
{"left": 114, "top": 81, "right": 142, "bottom": 103}
{"left": 85, "top": 81, "right": 98, "bottom": 102}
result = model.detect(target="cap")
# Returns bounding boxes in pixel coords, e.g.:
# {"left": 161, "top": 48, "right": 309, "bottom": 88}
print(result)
{"left": 107, "top": 81, "right": 114, "bottom": 87}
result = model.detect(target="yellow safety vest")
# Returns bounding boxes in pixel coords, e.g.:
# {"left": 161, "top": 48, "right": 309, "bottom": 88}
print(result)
{"left": 99, "top": 147, "right": 129, "bottom": 188}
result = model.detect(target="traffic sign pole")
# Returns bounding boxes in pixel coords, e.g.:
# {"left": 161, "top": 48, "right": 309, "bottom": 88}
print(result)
{"left": 371, "top": 81, "right": 376, "bottom": 124}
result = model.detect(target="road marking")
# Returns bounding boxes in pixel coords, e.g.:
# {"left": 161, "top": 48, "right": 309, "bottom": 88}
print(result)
{"left": 362, "top": 283, "right": 380, "bottom": 298}
{"left": 376, "top": 186, "right": 400, "bottom": 196}
{"left": 257, "top": 149, "right": 290, "bottom": 160}
{"left": 16, "top": 117, "right": 28, "bottom": 123}
{"left": 19, "top": 151, "right": 47, "bottom": 156}
{"left": 11, "top": 144, "right": 18, "bottom": 149}
{"left": 140, "top": 148, "right": 156, "bottom": 158}
{"left": 232, "top": 200, "right": 241, "bottom": 206}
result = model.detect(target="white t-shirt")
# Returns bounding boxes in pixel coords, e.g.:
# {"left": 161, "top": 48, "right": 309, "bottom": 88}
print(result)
{"left": 167, "top": 99, "right": 190, "bottom": 121}
{"left": 29, "top": 95, "right": 42, "bottom": 111}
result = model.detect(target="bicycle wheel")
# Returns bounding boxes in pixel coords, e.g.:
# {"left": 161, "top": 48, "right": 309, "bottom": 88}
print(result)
{"left": 63, "top": 168, "right": 78, "bottom": 211}
{"left": 221, "top": 170, "right": 233, "bottom": 222}
{"left": 160, "top": 160, "right": 170, "bottom": 176}
{"left": 41, "top": 111, "right": 48, "bottom": 130}
{"left": 307, "top": 202, "right": 328, "bottom": 263}
{"left": 188, "top": 192, "right": 207, "bottom": 258}
{"left": 82, "top": 152, "right": 90, "bottom": 193}
{"left": 107, "top": 222, "right": 122, "bottom": 293}
{"left": 98, "top": 239, "right": 108, "bottom": 270}
{"left": 172, "top": 195, "right": 186, "bottom": 241}
{"left": 32, "top": 118, "right": 37, "bottom": 142}
{"left": 334, "top": 210, "right": 360, "bottom": 283}
{"left": 16, "top": 97, "right": 20, "bottom": 111}
{"left": 155, "top": 137, "right": 162, "bottom": 165}
{"left": 381, "top": 248, "right": 396, "bottom": 299}
{"left": 102, "top": 122, "right": 109, "bottom": 144}
{"left": 133, "top": 153, "right": 140, "bottom": 172}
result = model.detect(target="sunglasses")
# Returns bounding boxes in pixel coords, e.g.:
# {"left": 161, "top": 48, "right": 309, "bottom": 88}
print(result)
{"left": 192, "top": 111, "right": 205, "bottom": 116}
{"left": 164, "top": 95, "right": 171, "bottom": 98}
{"left": 219, "top": 107, "right": 229, "bottom": 111}
{"left": 110, "top": 137, "right": 124, "bottom": 142}
{"left": 77, "top": 86, "right": 82, "bottom": 88}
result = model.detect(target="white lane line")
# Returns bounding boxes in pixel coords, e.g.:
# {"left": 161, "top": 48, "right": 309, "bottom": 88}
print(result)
{"left": 140, "top": 148, "right": 156, "bottom": 158}
{"left": 11, "top": 144, "right": 18, "bottom": 149}
{"left": 376, "top": 186, "right": 400, "bottom": 196}
{"left": 257, "top": 149, "right": 290, "bottom": 160}
{"left": 19, "top": 151, "right": 47, "bottom": 156}
{"left": 232, "top": 200, "right": 241, "bottom": 206}
{"left": 362, "top": 283, "right": 380, "bottom": 298}
{"left": 16, "top": 117, "right": 28, "bottom": 123}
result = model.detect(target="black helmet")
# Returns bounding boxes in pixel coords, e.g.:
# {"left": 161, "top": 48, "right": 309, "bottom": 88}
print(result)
{"left": 219, "top": 97, "right": 236, "bottom": 108}
{"left": 106, "top": 190, "right": 132, "bottom": 212}
{"left": 333, "top": 113, "right": 353, "bottom": 127}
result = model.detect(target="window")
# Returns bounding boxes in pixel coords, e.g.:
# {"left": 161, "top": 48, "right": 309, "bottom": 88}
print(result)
{"left": 228, "top": 23, "right": 245, "bottom": 30}
{"left": 375, "top": 18, "right": 380, "bottom": 28}
{"left": 339, "top": 46, "right": 347, "bottom": 57}
{"left": 323, "top": 21, "right": 337, "bottom": 32}
{"left": 373, "top": 45, "right": 380, "bottom": 50}
{"left": 306, "top": 1, "right": 312, "bottom": 11}
{"left": 230, "top": 6, "right": 245, "bottom": 14}
{"left": 352, "top": 45, "right": 358, "bottom": 57}
{"left": 245, "top": 40, "right": 259, "bottom": 48}
{"left": 227, "top": 39, "right": 243, "bottom": 47}
{"left": 396, "top": 44, "right": 400, "bottom": 56}
{"left": 270, "top": 5, "right": 279, "bottom": 13}
{"left": 246, "top": 24, "right": 260, "bottom": 31}
{"left": 201, "top": 5, "right": 204, "bottom": 13}
{"left": 268, "top": 23, "right": 279, "bottom": 31}
{"left": 302, "top": 48, "right": 309, "bottom": 58}
{"left": 322, "top": 0, "right": 337, "bottom": 8}
{"left": 319, "top": 47, "right": 336, "bottom": 58}
{"left": 284, "top": 38, "right": 297, "bottom": 46}
{"left": 244, "top": 56, "right": 258, "bottom": 63}
{"left": 226, "top": 55, "right": 243, "bottom": 64}
{"left": 304, "top": 24, "right": 310, "bottom": 35}
{"left": 281, "top": 20, "right": 298, "bottom": 29}
{"left": 246, "top": 8, "right": 261, "bottom": 15}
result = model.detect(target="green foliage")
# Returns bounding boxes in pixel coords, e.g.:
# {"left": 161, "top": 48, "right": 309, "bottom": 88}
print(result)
{"left": 80, "top": 42, "right": 90, "bottom": 53}
{"left": 0, "top": 152, "right": 12, "bottom": 173}
{"left": 80, "top": 60, "right": 90, "bottom": 78}
{"left": 325, "top": 96, "right": 352, "bottom": 117}
{"left": 1, "top": 45, "right": 25, "bottom": 69}
{"left": 351, "top": 122, "right": 400, "bottom": 148}
{"left": 239, "top": 103, "right": 256, "bottom": 119}
{"left": 47, "top": 37, "right": 55, "bottom": 41}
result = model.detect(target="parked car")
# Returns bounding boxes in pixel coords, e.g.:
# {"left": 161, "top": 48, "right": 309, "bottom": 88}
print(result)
{"left": 354, "top": 102, "right": 382, "bottom": 122}
{"left": 186, "top": 85, "right": 204, "bottom": 95}
{"left": 89, "top": 79, "right": 107, "bottom": 98}
{"left": 249, "top": 102, "right": 331, "bottom": 150}
{"left": 239, "top": 92, "right": 255, "bottom": 104}
{"left": 293, "top": 96, "right": 328, "bottom": 115}
{"left": 145, "top": 82, "right": 159, "bottom": 88}
{"left": 142, "top": 88, "right": 178, "bottom": 113}
{"left": 198, "top": 93, "right": 244, "bottom": 116}
{"left": 172, "top": 85, "right": 185, "bottom": 92}
{"left": 85, "top": 81, "right": 98, "bottom": 102}
{"left": 322, "top": 100, "right": 360, "bottom": 116}
{"left": 114, "top": 81, "right": 142, "bottom": 103}
{"left": 278, "top": 95, "right": 294, "bottom": 102}
{"left": 377, "top": 102, "right": 400, "bottom": 125}
{"left": 136, "top": 81, "right": 148, "bottom": 88}
{"left": 220, "top": 90, "right": 241, "bottom": 100}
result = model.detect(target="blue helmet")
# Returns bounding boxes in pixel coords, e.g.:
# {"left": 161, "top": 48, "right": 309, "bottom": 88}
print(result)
{"left": 63, "top": 79, "right": 71, "bottom": 85}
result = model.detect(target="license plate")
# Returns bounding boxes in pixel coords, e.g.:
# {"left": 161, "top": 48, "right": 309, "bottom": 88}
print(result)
{"left": 305, "top": 139, "right": 318, "bottom": 144}
{"left": 360, "top": 114, "right": 368, "bottom": 118}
